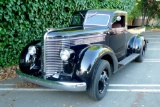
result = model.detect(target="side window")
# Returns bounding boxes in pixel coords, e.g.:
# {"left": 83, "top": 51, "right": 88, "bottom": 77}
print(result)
{"left": 112, "top": 15, "right": 125, "bottom": 28}
{"left": 70, "top": 14, "right": 83, "bottom": 26}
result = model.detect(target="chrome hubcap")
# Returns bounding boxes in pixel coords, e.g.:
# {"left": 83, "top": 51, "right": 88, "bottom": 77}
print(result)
{"left": 98, "top": 70, "right": 109, "bottom": 94}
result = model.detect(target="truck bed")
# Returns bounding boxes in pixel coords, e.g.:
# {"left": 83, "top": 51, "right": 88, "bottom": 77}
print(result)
{"left": 127, "top": 26, "right": 145, "bottom": 34}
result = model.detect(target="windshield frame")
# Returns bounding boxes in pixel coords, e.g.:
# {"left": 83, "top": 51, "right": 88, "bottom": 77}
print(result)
{"left": 84, "top": 13, "right": 110, "bottom": 26}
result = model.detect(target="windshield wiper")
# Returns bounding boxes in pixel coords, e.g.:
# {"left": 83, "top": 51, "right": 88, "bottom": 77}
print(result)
{"left": 88, "top": 12, "right": 97, "bottom": 18}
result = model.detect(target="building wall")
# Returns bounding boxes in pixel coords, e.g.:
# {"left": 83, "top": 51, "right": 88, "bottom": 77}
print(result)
{"left": 131, "top": 17, "right": 160, "bottom": 26}
{"left": 149, "top": 19, "right": 160, "bottom": 26}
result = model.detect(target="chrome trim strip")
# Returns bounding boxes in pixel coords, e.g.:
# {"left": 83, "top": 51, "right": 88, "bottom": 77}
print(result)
{"left": 45, "top": 35, "right": 104, "bottom": 41}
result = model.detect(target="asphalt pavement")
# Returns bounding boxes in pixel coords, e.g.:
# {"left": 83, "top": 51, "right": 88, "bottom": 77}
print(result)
{"left": 0, "top": 31, "right": 160, "bottom": 107}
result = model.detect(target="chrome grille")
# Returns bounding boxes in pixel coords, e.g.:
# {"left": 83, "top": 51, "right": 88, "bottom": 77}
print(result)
{"left": 44, "top": 38, "right": 75, "bottom": 76}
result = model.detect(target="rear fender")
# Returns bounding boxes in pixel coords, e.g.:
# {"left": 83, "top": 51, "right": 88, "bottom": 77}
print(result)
{"left": 134, "top": 35, "right": 145, "bottom": 52}
{"left": 127, "top": 35, "right": 145, "bottom": 54}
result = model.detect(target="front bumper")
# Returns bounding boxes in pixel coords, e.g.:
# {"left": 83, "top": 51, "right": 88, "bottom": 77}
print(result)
{"left": 16, "top": 70, "right": 86, "bottom": 91}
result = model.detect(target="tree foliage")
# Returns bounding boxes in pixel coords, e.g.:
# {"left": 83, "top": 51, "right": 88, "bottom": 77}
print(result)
{"left": 130, "top": 0, "right": 160, "bottom": 26}
{"left": 0, "top": 0, "right": 136, "bottom": 68}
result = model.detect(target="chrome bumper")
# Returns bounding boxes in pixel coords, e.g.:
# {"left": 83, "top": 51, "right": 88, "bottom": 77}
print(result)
{"left": 16, "top": 70, "right": 86, "bottom": 91}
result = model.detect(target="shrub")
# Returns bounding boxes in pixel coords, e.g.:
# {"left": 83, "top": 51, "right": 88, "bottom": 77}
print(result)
{"left": 0, "top": 0, "right": 136, "bottom": 68}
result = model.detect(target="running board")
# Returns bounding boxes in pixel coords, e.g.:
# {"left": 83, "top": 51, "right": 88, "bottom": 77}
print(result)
{"left": 118, "top": 53, "right": 140, "bottom": 68}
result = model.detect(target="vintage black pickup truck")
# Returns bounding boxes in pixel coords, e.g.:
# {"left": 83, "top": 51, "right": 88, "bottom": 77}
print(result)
{"left": 17, "top": 9, "right": 147, "bottom": 101}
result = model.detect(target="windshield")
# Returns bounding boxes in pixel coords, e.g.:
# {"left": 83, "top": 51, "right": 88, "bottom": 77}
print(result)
{"left": 70, "top": 12, "right": 86, "bottom": 26}
{"left": 84, "top": 13, "right": 110, "bottom": 26}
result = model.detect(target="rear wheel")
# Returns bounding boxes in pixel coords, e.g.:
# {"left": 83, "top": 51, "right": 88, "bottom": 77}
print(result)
{"left": 135, "top": 46, "right": 145, "bottom": 62}
{"left": 88, "top": 60, "right": 111, "bottom": 101}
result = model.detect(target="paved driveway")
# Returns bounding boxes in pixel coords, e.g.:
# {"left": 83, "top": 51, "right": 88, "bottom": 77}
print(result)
{"left": 0, "top": 31, "right": 160, "bottom": 107}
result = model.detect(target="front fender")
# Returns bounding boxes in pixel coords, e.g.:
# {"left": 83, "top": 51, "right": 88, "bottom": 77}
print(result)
{"left": 75, "top": 44, "right": 118, "bottom": 82}
{"left": 19, "top": 40, "right": 41, "bottom": 75}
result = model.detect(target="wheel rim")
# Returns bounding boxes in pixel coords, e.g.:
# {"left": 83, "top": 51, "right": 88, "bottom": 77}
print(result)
{"left": 141, "top": 49, "right": 145, "bottom": 57}
{"left": 98, "top": 70, "right": 109, "bottom": 94}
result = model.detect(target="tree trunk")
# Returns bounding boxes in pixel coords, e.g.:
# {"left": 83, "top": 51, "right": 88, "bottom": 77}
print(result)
{"left": 141, "top": 0, "right": 149, "bottom": 27}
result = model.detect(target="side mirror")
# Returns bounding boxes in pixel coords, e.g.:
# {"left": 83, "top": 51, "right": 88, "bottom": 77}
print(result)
{"left": 116, "top": 16, "right": 121, "bottom": 21}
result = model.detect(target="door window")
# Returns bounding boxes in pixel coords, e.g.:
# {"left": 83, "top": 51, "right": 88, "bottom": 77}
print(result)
{"left": 112, "top": 15, "right": 125, "bottom": 28}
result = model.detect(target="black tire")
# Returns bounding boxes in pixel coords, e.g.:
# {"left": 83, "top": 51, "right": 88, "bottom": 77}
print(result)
{"left": 144, "top": 40, "right": 147, "bottom": 51}
{"left": 88, "top": 59, "right": 111, "bottom": 101}
{"left": 135, "top": 46, "right": 145, "bottom": 62}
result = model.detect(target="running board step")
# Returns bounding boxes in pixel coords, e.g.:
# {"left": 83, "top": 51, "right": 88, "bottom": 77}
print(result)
{"left": 118, "top": 53, "right": 140, "bottom": 67}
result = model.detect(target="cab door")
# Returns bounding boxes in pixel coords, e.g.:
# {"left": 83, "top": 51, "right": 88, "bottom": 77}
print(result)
{"left": 109, "top": 15, "right": 127, "bottom": 61}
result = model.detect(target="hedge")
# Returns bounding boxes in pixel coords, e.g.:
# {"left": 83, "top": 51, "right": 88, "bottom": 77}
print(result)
{"left": 0, "top": 0, "right": 136, "bottom": 68}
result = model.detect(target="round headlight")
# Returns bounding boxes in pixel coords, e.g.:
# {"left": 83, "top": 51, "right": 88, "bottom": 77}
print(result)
{"left": 28, "top": 46, "right": 36, "bottom": 55}
{"left": 60, "top": 48, "right": 74, "bottom": 61}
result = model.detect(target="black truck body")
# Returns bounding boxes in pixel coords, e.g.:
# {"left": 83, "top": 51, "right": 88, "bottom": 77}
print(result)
{"left": 17, "top": 9, "right": 147, "bottom": 100}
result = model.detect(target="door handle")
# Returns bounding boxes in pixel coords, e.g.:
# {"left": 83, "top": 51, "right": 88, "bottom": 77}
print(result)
{"left": 106, "top": 31, "right": 116, "bottom": 35}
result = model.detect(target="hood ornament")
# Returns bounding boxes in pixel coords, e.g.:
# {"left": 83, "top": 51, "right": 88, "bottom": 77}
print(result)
{"left": 46, "top": 28, "right": 55, "bottom": 32}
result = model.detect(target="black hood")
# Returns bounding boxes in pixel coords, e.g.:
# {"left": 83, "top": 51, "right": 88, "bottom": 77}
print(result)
{"left": 44, "top": 26, "right": 108, "bottom": 38}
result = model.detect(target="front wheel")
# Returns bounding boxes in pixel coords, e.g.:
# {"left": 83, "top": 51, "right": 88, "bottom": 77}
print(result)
{"left": 88, "top": 60, "right": 111, "bottom": 101}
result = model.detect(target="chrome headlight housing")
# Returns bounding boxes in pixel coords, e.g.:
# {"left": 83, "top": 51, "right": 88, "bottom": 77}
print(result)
{"left": 28, "top": 46, "right": 36, "bottom": 55}
{"left": 60, "top": 48, "right": 74, "bottom": 61}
